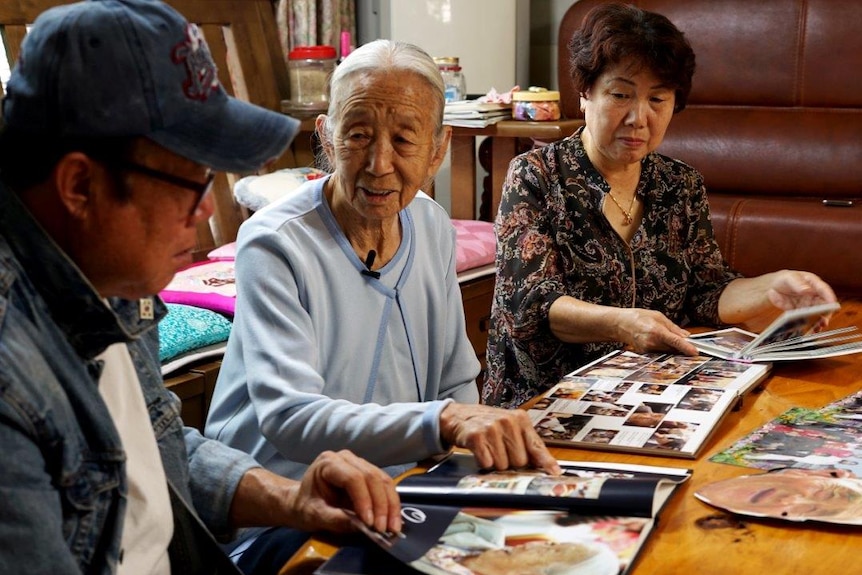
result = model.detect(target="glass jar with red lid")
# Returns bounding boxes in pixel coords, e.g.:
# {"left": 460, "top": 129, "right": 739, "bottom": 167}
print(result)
{"left": 288, "top": 45, "right": 337, "bottom": 108}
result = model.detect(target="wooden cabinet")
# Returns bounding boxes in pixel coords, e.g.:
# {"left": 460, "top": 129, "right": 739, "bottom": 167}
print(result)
{"left": 165, "top": 371, "right": 207, "bottom": 432}
{"left": 164, "top": 360, "right": 221, "bottom": 433}
{"left": 459, "top": 274, "right": 495, "bottom": 385}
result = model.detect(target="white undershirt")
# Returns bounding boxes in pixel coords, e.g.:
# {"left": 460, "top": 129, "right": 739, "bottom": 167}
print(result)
{"left": 97, "top": 343, "right": 173, "bottom": 575}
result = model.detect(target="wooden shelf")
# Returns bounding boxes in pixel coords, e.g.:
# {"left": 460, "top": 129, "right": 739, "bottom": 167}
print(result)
{"left": 448, "top": 119, "right": 583, "bottom": 220}
{"left": 449, "top": 118, "right": 583, "bottom": 139}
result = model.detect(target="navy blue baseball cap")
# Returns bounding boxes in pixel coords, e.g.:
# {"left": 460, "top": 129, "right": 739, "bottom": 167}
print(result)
{"left": 2, "top": 0, "right": 299, "bottom": 173}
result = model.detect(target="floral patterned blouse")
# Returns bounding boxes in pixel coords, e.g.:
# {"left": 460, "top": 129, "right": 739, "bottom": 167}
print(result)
{"left": 482, "top": 128, "right": 742, "bottom": 408}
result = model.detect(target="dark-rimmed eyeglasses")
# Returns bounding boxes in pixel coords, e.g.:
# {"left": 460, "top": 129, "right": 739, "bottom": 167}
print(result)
{"left": 112, "top": 159, "right": 215, "bottom": 220}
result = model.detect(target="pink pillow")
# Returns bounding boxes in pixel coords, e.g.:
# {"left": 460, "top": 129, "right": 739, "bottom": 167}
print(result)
{"left": 160, "top": 260, "right": 237, "bottom": 316}
{"left": 453, "top": 219, "right": 496, "bottom": 273}
{"left": 183, "top": 222, "right": 495, "bottom": 303}
{"left": 207, "top": 242, "right": 237, "bottom": 261}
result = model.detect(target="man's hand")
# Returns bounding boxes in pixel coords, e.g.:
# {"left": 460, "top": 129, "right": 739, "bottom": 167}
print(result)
{"left": 230, "top": 450, "right": 401, "bottom": 537}
{"left": 291, "top": 450, "right": 402, "bottom": 535}
{"left": 439, "top": 403, "right": 562, "bottom": 475}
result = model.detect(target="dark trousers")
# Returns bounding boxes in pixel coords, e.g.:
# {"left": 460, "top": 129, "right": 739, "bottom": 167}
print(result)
{"left": 235, "top": 527, "right": 311, "bottom": 575}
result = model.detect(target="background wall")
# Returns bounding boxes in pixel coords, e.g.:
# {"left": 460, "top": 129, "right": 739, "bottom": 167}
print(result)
{"left": 530, "top": 0, "right": 580, "bottom": 91}
{"left": 349, "top": 0, "right": 579, "bottom": 214}
{"left": 0, "top": 1, "right": 580, "bottom": 95}
{"left": 354, "top": 0, "right": 578, "bottom": 95}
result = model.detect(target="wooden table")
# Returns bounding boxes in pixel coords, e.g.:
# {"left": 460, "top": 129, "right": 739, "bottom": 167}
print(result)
{"left": 447, "top": 119, "right": 583, "bottom": 221}
{"left": 282, "top": 299, "right": 862, "bottom": 575}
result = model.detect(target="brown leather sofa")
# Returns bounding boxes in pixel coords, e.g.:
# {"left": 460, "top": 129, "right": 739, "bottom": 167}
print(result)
{"left": 559, "top": 0, "right": 862, "bottom": 297}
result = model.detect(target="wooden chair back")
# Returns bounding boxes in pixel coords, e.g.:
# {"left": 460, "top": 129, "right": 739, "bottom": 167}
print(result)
{"left": 0, "top": 0, "right": 301, "bottom": 257}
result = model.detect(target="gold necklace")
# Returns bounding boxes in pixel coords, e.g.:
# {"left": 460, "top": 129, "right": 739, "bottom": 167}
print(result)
{"left": 607, "top": 191, "right": 636, "bottom": 225}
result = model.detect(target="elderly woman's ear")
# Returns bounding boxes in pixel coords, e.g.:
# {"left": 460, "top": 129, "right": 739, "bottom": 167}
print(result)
{"left": 315, "top": 114, "right": 334, "bottom": 159}
{"left": 431, "top": 126, "right": 452, "bottom": 170}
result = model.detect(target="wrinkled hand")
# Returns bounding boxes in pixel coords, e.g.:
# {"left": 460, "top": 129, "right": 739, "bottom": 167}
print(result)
{"left": 618, "top": 308, "right": 698, "bottom": 356}
{"left": 766, "top": 270, "right": 837, "bottom": 312}
{"left": 439, "top": 403, "right": 561, "bottom": 475}
{"left": 291, "top": 450, "right": 401, "bottom": 535}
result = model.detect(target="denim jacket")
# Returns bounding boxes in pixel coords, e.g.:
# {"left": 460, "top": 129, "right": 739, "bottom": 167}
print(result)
{"left": 0, "top": 182, "right": 259, "bottom": 574}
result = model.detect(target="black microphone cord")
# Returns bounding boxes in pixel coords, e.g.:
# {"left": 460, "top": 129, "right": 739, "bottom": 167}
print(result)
{"left": 361, "top": 250, "right": 380, "bottom": 279}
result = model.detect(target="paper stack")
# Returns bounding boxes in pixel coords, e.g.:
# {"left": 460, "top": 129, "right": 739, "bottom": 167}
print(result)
{"left": 443, "top": 100, "right": 511, "bottom": 128}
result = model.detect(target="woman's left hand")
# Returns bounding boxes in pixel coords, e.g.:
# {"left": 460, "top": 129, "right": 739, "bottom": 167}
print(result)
{"left": 720, "top": 270, "right": 838, "bottom": 329}
{"left": 766, "top": 270, "right": 838, "bottom": 310}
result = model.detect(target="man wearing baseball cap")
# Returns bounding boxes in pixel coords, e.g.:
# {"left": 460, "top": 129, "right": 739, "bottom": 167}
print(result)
{"left": 0, "top": 1, "right": 401, "bottom": 573}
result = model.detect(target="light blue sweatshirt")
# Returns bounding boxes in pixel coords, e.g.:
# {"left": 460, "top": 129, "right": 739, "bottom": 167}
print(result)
{"left": 205, "top": 176, "right": 480, "bottom": 480}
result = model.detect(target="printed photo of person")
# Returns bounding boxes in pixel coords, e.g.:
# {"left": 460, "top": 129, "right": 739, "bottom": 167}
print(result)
{"left": 625, "top": 403, "right": 672, "bottom": 428}
{"left": 759, "top": 315, "right": 817, "bottom": 347}
{"left": 742, "top": 452, "right": 852, "bottom": 468}
{"left": 679, "top": 360, "right": 754, "bottom": 389}
{"left": 551, "top": 376, "right": 595, "bottom": 400}
{"left": 810, "top": 393, "right": 862, "bottom": 426}
{"left": 410, "top": 509, "right": 625, "bottom": 575}
{"left": 580, "top": 351, "right": 657, "bottom": 379}
{"left": 644, "top": 421, "right": 697, "bottom": 452}
{"left": 691, "top": 330, "right": 753, "bottom": 353}
{"left": 614, "top": 381, "right": 634, "bottom": 393}
{"left": 581, "top": 390, "right": 624, "bottom": 404}
{"left": 712, "top": 414, "right": 862, "bottom": 474}
{"left": 536, "top": 412, "right": 592, "bottom": 441}
{"left": 695, "top": 468, "right": 862, "bottom": 526}
{"left": 627, "top": 358, "right": 698, "bottom": 385}
{"left": 825, "top": 390, "right": 862, "bottom": 416}
{"left": 584, "top": 404, "right": 631, "bottom": 418}
{"left": 525, "top": 475, "right": 605, "bottom": 499}
{"left": 638, "top": 383, "right": 667, "bottom": 396}
{"left": 531, "top": 396, "right": 554, "bottom": 411}
{"left": 678, "top": 387, "right": 722, "bottom": 412}
{"left": 582, "top": 428, "right": 619, "bottom": 445}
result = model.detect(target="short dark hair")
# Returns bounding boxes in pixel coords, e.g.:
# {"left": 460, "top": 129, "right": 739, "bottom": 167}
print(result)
{"left": 0, "top": 126, "right": 136, "bottom": 194}
{"left": 568, "top": 3, "right": 696, "bottom": 113}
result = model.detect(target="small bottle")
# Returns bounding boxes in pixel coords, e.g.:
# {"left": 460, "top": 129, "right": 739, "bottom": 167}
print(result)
{"left": 434, "top": 56, "right": 467, "bottom": 103}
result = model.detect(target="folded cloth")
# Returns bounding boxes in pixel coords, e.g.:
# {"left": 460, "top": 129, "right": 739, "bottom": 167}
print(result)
{"left": 158, "top": 303, "right": 232, "bottom": 363}
{"left": 160, "top": 260, "right": 237, "bottom": 316}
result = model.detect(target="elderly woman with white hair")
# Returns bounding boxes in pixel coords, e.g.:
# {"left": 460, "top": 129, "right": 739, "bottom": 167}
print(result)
{"left": 205, "top": 39, "right": 559, "bottom": 571}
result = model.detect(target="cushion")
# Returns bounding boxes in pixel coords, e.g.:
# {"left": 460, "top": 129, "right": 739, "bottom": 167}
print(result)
{"left": 453, "top": 219, "right": 496, "bottom": 273}
{"left": 233, "top": 167, "right": 327, "bottom": 212}
{"left": 201, "top": 222, "right": 496, "bottom": 275}
{"left": 158, "top": 303, "right": 232, "bottom": 363}
{"left": 160, "top": 260, "right": 237, "bottom": 316}
{"left": 207, "top": 242, "right": 237, "bottom": 261}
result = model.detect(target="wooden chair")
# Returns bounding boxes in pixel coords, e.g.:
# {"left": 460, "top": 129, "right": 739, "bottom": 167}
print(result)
{"left": 0, "top": 0, "right": 306, "bottom": 258}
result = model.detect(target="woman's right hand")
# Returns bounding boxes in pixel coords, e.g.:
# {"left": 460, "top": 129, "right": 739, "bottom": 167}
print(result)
{"left": 438, "top": 403, "right": 562, "bottom": 475}
{"left": 616, "top": 307, "right": 699, "bottom": 356}
{"left": 549, "top": 296, "right": 698, "bottom": 356}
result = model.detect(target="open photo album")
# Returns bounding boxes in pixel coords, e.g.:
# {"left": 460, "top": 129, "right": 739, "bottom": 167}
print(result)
{"left": 316, "top": 453, "right": 691, "bottom": 575}
{"left": 688, "top": 302, "right": 862, "bottom": 362}
{"left": 525, "top": 350, "right": 771, "bottom": 458}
